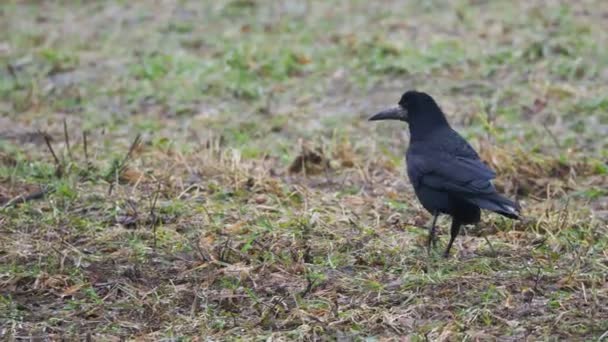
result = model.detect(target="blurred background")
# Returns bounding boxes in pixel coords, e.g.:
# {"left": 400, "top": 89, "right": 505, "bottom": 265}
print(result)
{"left": 1, "top": 0, "right": 607, "bottom": 340}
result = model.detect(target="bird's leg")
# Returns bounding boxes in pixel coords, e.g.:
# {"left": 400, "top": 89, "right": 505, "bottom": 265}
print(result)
{"left": 427, "top": 212, "right": 439, "bottom": 255}
{"left": 444, "top": 218, "right": 462, "bottom": 258}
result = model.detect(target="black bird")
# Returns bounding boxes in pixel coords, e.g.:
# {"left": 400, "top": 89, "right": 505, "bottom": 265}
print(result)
{"left": 369, "top": 90, "right": 521, "bottom": 257}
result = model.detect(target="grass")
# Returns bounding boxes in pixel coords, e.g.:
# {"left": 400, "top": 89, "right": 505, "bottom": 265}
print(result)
{"left": 1, "top": 0, "right": 608, "bottom": 340}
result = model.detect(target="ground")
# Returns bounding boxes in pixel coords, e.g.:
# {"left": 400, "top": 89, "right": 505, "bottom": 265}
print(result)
{"left": 1, "top": 0, "right": 607, "bottom": 340}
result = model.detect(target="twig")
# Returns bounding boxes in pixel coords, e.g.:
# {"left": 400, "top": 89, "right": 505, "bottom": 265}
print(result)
{"left": 1, "top": 187, "right": 52, "bottom": 210}
{"left": 108, "top": 133, "right": 141, "bottom": 195}
{"left": 42, "top": 132, "right": 62, "bottom": 177}
{"left": 191, "top": 233, "right": 211, "bottom": 262}
{"left": 542, "top": 123, "right": 561, "bottom": 150}
{"left": 483, "top": 235, "right": 496, "bottom": 256}
{"left": 533, "top": 267, "right": 543, "bottom": 292}
{"left": 7, "top": 63, "right": 19, "bottom": 86}
{"left": 190, "top": 286, "right": 201, "bottom": 317}
{"left": 300, "top": 220, "right": 313, "bottom": 263}
{"left": 149, "top": 181, "right": 161, "bottom": 249}
{"left": 401, "top": 221, "right": 431, "bottom": 231}
{"left": 256, "top": 294, "right": 287, "bottom": 327}
{"left": 300, "top": 271, "right": 319, "bottom": 297}
{"left": 120, "top": 134, "right": 142, "bottom": 172}
{"left": 558, "top": 197, "right": 570, "bottom": 232}
{"left": 82, "top": 130, "right": 90, "bottom": 169}
{"left": 219, "top": 238, "right": 231, "bottom": 263}
{"left": 63, "top": 119, "right": 72, "bottom": 160}
{"left": 43, "top": 132, "right": 60, "bottom": 165}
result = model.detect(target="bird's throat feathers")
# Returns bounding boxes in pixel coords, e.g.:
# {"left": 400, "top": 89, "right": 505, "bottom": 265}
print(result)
{"left": 407, "top": 105, "right": 450, "bottom": 141}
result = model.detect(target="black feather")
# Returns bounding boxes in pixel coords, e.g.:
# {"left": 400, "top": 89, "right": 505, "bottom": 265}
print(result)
{"left": 370, "top": 90, "right": 521, "bottom": 257}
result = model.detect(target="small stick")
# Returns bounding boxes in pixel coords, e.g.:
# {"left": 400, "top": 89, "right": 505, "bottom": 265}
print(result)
{"left": 150, "top": 182, "right": 161, "bottom": 249}
{"left": 82, "top": 130, "right": 90, "bottom": 168}
{"left": 108, "top": 134, "right": 141, "bottom": 195}
{"left": 542, "top": 123, "right": 561, "bottom": 150}
{"left": 300, "top": 220, "right": 313, "bottom": 263}
{"left": 119, "top": 134, "right": 142, "bottom": 174}
{"left": 483, "top": 235, "right": 496, "bottom": 256}
{"left": 190, "top": 287, "right": 200, "bottom": 317}
{"left": 1, "top": 187, "right": 52, "bottom": 209}
{"left": 300, "top": 271, "right": 319, "bottom": 297}
{"left": 7, "top": 63, "right": 19, "bottom": 86}
{"left": 219, "top": 238, "right": 231, "bottom": 262}
{"left": 533, "top": 267, "right": 542, "bottom": 292}
{"left": 43, "top": 132, "right": 60, "bottom": 165}
{"left": 63, "top": 119, "right": 72, "bottom": 160}
{"left": 42, "top": 132, "right": 62, "bottom": 177}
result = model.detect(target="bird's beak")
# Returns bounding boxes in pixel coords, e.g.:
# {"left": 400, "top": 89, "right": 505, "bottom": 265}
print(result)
{"left": 368, "top": 105, "right": 408, "bottom": 122}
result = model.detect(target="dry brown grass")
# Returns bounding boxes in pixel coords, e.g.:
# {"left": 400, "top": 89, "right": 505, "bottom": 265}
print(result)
{"left": 1, "top": 0, "right": 608, "bottom": 340}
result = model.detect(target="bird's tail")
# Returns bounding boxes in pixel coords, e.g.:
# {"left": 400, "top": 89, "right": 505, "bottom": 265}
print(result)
{"left": 467, "top": 193, "right": 521, "bottom": 219}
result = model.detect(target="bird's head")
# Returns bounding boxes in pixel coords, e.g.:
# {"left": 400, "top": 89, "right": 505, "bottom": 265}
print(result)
{"left": 369, "top": 90, "right": 449, "bottom": 139}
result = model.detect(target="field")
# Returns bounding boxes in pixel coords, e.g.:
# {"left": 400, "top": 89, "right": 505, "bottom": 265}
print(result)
{"left": 1, "top": 0, "right": 607, "bottom": 340}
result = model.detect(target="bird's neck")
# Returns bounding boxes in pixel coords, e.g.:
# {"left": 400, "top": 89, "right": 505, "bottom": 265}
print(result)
{"left": 408, "top": 115, "right": 450, "bottom": 141}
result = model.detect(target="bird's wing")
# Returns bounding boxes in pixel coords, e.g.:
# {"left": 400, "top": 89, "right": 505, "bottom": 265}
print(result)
{"left": 407, "top": 145, "right": 497, "bottom": 196}
{"left": 440, "top": 128, "right": 485, "bottom": 160}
